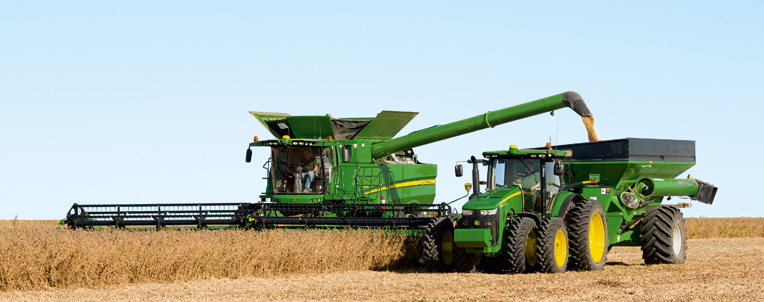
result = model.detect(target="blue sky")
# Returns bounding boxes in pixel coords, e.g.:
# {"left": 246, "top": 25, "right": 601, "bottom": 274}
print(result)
{"left": 1, "top": 1, "right": 761, "bottom": 219}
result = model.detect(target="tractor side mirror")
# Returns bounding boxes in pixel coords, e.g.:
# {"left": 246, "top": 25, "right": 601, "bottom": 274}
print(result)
{"left": 342, "top": 146, "right": 351, "bottom": 163}
{"left": 554, "top": 159, "right": 564, "bottom": 176}
{"left": 455, "top": 164, "right": 463, "bottom": 177}
{"left": 245, "top": 148, "right": 252, "bottom": 163}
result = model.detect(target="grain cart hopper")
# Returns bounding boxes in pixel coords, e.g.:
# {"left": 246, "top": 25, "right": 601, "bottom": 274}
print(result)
{"left": 65, "top": 92, "right": 595, "bottom": 230}
{"left": 424, "top": 138, "right": 717, "bottom": 273}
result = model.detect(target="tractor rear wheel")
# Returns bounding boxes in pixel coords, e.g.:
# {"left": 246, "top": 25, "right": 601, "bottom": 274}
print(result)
{"left": 536, "top": 217, "right": 569, "bottom": 273}
{"left": 423, "top": 218, "right": 474, "bottom": 272}
{"left": 641, "top": 206, "right": 687, "bottom": 264}
{"left": 505, "top": 217, "right": 538, "bottom": 273}
{"left": 568, "top": 200, "right": 608, "bottom": 271}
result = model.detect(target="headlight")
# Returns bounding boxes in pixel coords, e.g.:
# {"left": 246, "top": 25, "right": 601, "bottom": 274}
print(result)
{"left": 462, "top": 209, "right": 473, "bottom": 216}
{"left": 480, "top": 208, "right": 497, "bottom": 216}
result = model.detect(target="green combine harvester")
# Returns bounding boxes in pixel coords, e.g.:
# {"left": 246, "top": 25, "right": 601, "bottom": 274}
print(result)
{"left": 422, "top": 139, "right": 717, "bottom": 273}
{"left": 64, "top": 92, "right": 593, "bottom": 230}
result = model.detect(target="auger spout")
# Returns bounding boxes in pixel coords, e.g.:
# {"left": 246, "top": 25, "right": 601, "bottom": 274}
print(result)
{"left": 370, "top": 91, "right": 592, "bottom": 159}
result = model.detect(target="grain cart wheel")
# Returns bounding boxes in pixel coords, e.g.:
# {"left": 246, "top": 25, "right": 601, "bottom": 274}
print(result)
{"left": 641, "top": 206, "right": 687, "bottom": 264}
{"left": 505, "top": 217, "right": 538, "bottom": 273}
{"left": 423, "top": 218, "right": 474, "bottom": 272}
{"left": 568, "top": 200, "right": 608, "bottom": 271}
{"left": 536, "top": 217, "right": 569, "bottom": 273}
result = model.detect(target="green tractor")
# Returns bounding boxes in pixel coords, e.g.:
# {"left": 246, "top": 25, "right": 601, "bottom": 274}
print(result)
{"left": 423, "top": 139, "right": 717, "bottom": 273}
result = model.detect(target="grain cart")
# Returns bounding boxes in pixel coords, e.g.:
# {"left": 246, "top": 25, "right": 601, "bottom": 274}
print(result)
{"left": 65, "top": 92, "right": 595, "bottom": 230}
{"left": 423, "top": 139, "right": 717, "bottom": 273}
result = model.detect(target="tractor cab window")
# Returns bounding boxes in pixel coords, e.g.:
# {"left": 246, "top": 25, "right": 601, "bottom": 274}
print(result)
{"left": 271, "top": 146, "right": 334, "bottom": 194}
{"left": 544, "top": 161, "right": 561, "bottom": 195}
{"left": 489, "top": 158, "right": 541, "bottom": 191}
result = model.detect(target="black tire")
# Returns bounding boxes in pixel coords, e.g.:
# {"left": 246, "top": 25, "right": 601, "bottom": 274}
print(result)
{"left": 476, "top": 255, "right": 508, "bottom": 273}
{"left": 641, "top": 206, "right": 687, "bottom": 264}
{"left": 568, "top": 200, "right": 609, "bottom": 271}
{"left": 505, "top": 217, "right": 538, "bottom": 273}
{"left": 423, "top": 218, "right": 474, "bottom": 272}
{"left": 453, "top": 249, "right": 478, "bottom": 273}
{"left": 536, "top": 217, "right": 569, "bottom": 273}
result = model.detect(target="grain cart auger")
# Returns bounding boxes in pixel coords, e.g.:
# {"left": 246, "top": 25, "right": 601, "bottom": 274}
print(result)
{"left": 423, "top": 139, "right": 717, "bottom": 273}
{"left": 64, "top": 92, "right": 594, "bottom": 230}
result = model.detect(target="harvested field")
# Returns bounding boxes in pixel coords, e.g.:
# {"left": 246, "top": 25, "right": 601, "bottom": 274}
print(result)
{"left": 2, "top": 238, "right": 762, "bottom": 301}
{"left": 1, "top": 218, "right": 763, "bottom": 301}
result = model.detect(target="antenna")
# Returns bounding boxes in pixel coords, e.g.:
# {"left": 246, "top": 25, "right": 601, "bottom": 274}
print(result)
{"left": 555, "top": 119, "right": 560, "bottom": 146}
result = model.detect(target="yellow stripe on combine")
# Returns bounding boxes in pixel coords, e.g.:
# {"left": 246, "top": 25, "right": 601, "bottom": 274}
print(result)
{"left": 363, "top": 179, "right": 436, "bottom": 195}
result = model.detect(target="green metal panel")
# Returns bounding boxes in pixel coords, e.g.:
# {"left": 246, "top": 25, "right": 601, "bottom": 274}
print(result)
{"left": 286, "top": 116, "right": 334, "bottom": 139}
{"left": 611, "top": 223, "right": 642, "bottom": 247}
{"left": 462, "top": 187, "right": 522, "bottom": 211}
{"left": 454, "top": 229, "right": 492, "bottom": 248}
{"left": 636, "top": 178, "right": 699, "bottom": 197}
{"left": 354, "top": 111, "right": 419, "bottom": 140}
{"left": 271, "top": 195, "right": 325, "bottom": 204}
{"left": 567, "top": 161, "right": 695, "bottom": 187}
{"left": 249, "top": 111, "right": 292, "bottom": 138}
{"left": 550, "top": 191, "right": 577, "bottom": 217}
{"left": 356, "top": 163, "right": 437, "bottom": 205}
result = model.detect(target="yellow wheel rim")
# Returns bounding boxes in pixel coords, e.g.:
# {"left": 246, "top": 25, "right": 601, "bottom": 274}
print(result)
{"left": 554, "top": 230, "right": 567, "bottom": 267}
{"left": 589, "top": 212, "right": 605, "bottom": 263}
{"left": 525, "top": 230, "right": 538, "bottom": 266}
{"left": 442, "top": 230, "right": 454, "bottom": 265}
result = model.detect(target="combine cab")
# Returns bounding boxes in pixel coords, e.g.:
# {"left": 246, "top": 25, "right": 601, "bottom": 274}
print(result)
{"left": 423, "top": 138, "right": 717, "bottom": 273}
{"left": 65, "top": 92, "right": 596, "bottom": 230}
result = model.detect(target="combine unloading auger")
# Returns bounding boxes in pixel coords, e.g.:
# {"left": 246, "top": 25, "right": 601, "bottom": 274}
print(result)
{"left": 64, "top": 92, "right": 594, "bottom": 230}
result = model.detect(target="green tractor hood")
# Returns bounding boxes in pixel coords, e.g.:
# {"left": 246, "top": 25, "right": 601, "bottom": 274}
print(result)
{"left": 463, "top": 187, "right": 523, "bottom": 210}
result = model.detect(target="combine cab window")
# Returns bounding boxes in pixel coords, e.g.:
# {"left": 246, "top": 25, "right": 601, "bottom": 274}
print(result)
{"left": 271, "top": 146, "right": 334, "bottom": 194}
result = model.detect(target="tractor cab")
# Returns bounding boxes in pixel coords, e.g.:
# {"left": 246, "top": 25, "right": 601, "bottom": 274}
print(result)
{"left": 487, "top": 156, "right": 560, "bottom": 213}
{"left": 457, "top": 144, "right": 569, "bottom": 215}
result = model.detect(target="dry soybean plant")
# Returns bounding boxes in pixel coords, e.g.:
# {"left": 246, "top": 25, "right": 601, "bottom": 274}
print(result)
{"left": 685, "top": 217, "right": 764, "bottom": 239}
{"left": 0, "top": 227, "right": 420, "bottom": 291}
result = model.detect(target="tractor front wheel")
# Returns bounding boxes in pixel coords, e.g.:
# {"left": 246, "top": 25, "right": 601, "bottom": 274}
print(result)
{"left": 568, "top": 200, "right": 609, "bottom": 271}
{"left": 641, "top": 206, "right": 687, "bottom": 264}
{"left": 423, "top": 218, "right": 474, "bottom": 272}
{"left": 536, "top": 217, "right": 569, "bottom": 273}
{"left": 505, "top": 217, "right": 538, "bottom": 273}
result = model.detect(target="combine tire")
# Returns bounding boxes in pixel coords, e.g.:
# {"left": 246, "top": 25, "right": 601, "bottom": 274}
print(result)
{"left": 641, "top": 206, "right": 687, "bottom": 264}
{"left": 568, "top": 200, "right": 608, "bottom": 271}
{"left": 423, "top": 218, "right": 474, "bottom": 272}
{"left": 536, "top": 217, "right": 569, "bottom": 273}
{"left": 504, "top": 217, "right": 538, "bottom": 273}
